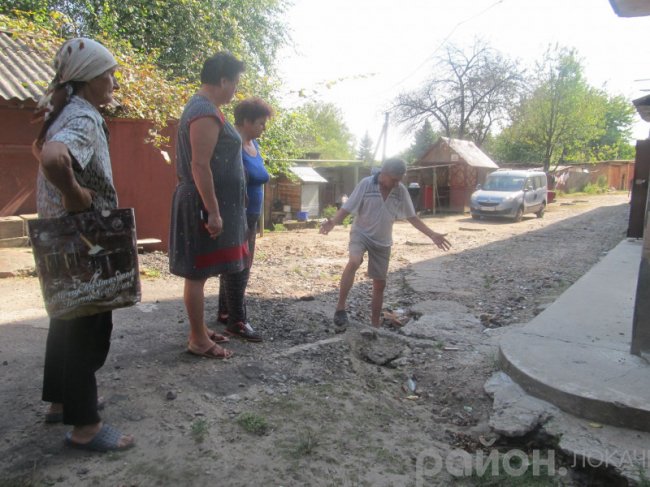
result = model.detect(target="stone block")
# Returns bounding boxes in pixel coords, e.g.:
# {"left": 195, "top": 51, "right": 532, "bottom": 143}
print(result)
{"left": 0, "top": 216, "right": 24, "bottom": 239}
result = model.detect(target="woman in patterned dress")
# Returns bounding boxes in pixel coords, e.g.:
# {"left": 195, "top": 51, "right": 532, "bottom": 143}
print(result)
{"left": 169, "top": 52, "right": 247, "bottom": 359}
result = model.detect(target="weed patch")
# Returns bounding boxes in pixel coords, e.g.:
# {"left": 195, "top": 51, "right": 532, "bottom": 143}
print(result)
{"left": 236, "top": 412, "right": 269, "bottom": 435}
{"left": 191, "top": 418, "right": 208, "bottom": 443}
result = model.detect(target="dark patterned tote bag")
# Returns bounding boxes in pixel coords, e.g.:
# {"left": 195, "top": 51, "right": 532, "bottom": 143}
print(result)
{"left": 28, "top": 208, "right": 141, "bottom": 319}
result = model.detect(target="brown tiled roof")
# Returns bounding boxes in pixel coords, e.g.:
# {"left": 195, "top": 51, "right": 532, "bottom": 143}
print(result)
{"left": 0, "top": 30, "right": 55, "bottom": 103}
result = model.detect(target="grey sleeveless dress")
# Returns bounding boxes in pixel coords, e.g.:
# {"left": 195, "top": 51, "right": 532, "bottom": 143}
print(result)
{"left": 169, "top": 95, "right": 248, "bottom": 279}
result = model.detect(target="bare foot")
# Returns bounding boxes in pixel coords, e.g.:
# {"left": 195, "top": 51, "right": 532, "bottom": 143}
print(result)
{"left": 47, "top": 402, "right": 63, "bottom": 415}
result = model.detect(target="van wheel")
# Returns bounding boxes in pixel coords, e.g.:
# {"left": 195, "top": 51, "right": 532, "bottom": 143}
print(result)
{"left": 536, "top": 203, "right": 546, "bottom": 218}
{"left": 513, "top": 206, "right": 524, "bottom": 222}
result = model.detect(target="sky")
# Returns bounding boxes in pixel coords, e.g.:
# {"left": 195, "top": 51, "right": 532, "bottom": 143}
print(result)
{"left": 276, "top": 0, "right": 650, "bottom": 157}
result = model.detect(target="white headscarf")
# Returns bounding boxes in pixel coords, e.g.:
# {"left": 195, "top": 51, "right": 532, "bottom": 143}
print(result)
{"left": 35, "top": 38, "right": 118, "bottom": 121}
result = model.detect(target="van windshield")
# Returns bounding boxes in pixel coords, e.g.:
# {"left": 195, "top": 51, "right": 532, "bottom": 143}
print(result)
{"left": 483, "top": 175, "right": 525, "bottom": 192}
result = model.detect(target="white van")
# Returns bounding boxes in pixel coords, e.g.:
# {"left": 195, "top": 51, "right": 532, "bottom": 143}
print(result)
{"left": 470, "top": 170, "right": 548, "bottom": 222}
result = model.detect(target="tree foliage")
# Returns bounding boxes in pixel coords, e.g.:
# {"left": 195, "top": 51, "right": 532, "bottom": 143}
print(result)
{"left": 491, "top": 46, "right": 635, "bottom": 170}
{"left": 0, "top": 12, "right": 193, "bottom": 145}
{"left": 590, "top": 94, "right": 636, "bottom": 160}
{"left": 402, "top": 120, "right": 438, "bottom": 163}
{"left": 0, "top": 8, "right": 305, "bottom": 173}
{"left": 357, "top": 132, "right": 374, "bottom": 163}
{"left": 1, "top": 0, "right": 289, "bottom": 79}
{"left": 294, "top": 102, "right": 356, "bottom": 160}
{"left": 393, "top": 40, "right": 523, "bottom": 147}
{"left": 259, "top": 109, "right": 315, "bottom": 176}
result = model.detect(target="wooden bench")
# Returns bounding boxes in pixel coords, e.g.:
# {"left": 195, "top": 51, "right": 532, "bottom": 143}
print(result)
{"left": 136, "top": 238, "right": 162, "bottom": 251}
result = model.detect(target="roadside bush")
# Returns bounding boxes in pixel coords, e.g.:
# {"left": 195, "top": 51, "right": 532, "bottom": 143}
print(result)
{"left": 582, "top": 176, "right": 608, "bottom": 194}
{"left": 322, "top": 205, "right": 337, "bottom": 219}
{"left": 321, "top": 205, "right": 353, "bottom": 227}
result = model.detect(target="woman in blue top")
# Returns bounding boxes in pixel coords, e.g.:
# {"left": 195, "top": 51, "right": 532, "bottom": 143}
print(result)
{"left": 218, "top": 97, "right": 273, "bottom": 340}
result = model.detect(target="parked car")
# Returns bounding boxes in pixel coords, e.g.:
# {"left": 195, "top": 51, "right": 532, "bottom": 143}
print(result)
{"left": 470, "top": 170, "right": 547, "bottom": 222}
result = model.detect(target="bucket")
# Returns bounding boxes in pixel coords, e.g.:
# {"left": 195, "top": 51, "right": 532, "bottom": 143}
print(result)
{"left": 297, "top": 211, "right": 308, "bottom": 221}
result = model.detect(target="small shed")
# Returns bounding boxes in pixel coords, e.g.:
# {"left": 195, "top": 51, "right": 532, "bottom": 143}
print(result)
{"left": 290, "top": 166, "right": 328, "bottom": 217}
{"left": 265, "top": 166, "right": 328, "bottom": 222}
{"left": 312, "top": 161, "right": 372, "bottom": 209}
{"left": 408, "top": 137, "right": 498, "bottom": 213}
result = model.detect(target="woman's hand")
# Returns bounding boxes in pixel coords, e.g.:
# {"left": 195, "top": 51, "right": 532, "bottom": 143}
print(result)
{"left": 62, "top": 185, "right": 95, "bottom": 213}
{"left": 40, "top": 141, "right": 94, "bottom": 212}
{"left": 205, "top": 212, "right": 223, "bottom": 239}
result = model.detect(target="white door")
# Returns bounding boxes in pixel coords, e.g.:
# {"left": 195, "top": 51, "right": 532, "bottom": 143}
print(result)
{"left": 301, "top": 184, "right": 320, "bottom": 217}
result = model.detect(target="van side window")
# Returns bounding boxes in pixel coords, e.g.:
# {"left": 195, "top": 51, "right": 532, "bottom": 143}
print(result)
{"left": 525, "top": 178, "right": 534, "bottom": 190}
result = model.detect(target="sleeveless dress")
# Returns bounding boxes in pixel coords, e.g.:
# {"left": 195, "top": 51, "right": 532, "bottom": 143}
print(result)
{"left": 169, "top": 94, "right": 248, "bottom": 279}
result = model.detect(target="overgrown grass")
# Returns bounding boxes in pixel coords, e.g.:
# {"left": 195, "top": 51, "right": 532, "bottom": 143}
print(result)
{"left": 191, "top": 418, "right": 208, "bottom": 443}
{"left": 236, "top": 412, "right": 269, "bottom": 435}
{"left": 140, "top": 267, "right": 161, "bottom": 279}
{"left": 637, "top": 465, "right": 650, "bottom": 487}
{"left": 288, "top": 429, "right": 319, "bottom": 457}
{"left": 0, "top": 476, "right": 35, "bottom": 487}
{"left": 561, "top": 175, "right": 610, "bottom": 195}
{"left": 272, "top": 223, "right": 287, "bottom": 232}
{"left": 483, "top": 274, "right": 495, "bottom": 289}
{"left": 468, "top": 452, "right": 564, "bottom": 486}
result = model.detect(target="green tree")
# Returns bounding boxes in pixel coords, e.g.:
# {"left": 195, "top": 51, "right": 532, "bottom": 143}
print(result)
{"left": 295, "top": 102, "right": 355, "bottom": 160}
{"left": 357, "top": 132, "right": 374, "bottom": 162}
{"left": 1, "top": 8, "right": 298, "bottom": 175}
{"left": 590, "top": 94, "right": 636, "bottom": 160}
{"left": 393, "top": 39, "right": 523, "bottom": 146}
{"left": 0, "top": 12, "right": 193, "bottom": 145}
{"left": 260, "top": 109, "right": 314, "bottom": 175}
{"left": 403, "top": 119, "right": 437, "bottom": 163}
{"left": 492, "top": 46, "right": 634, "bottom": 170}
{"left": 1, "top": 0, "right": 289, "bottom": 79}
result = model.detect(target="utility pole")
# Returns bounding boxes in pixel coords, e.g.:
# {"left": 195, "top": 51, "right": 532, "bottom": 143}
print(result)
{"left": 371, "top": 112, "right": 390, "bottom": 165}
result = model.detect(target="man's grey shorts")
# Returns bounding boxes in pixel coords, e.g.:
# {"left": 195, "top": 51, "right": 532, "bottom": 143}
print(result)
{"left": 349, "top": 230, "right": 391, "bottom": 280}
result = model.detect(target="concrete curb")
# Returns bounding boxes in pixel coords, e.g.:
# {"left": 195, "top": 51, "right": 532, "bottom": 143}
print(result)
{"left": 499, "top": 239, "right": 650, "bottom": 432}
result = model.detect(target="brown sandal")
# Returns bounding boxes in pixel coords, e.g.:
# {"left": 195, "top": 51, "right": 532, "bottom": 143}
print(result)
{"left": 187, "top": 342, "right": 233, "bottom": 360}
{"left": 207, "top": 329, "right": 229, "bottom": 343}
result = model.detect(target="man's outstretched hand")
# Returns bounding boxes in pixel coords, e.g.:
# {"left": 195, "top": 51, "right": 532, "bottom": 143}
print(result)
{"left": 320, "top": 219, "right": 334, "bottom": 235}
{"left": 430, "top": 232, "right": 451, "bottom": 251}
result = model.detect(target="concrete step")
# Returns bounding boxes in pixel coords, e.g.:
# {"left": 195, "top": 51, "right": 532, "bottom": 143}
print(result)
{"left": 499, "top": 239, "right": 650, "bottom": 432}
{"left": 0, "top": 236, "right": 29, "bottom": 248}
{"left": 0, "top": 216, "right": 24, "bottom": 239}
{"left": 0, "top": 214, "right": 37, "bottom": 248}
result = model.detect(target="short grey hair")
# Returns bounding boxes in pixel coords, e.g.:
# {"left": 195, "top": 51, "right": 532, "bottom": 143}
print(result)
{"left": 381, "top": 158, "right": 407, "bottom": 177}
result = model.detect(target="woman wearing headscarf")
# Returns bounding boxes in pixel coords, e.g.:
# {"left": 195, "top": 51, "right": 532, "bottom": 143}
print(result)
{"left": 33, "top": 38, "right": 134, "bottom": 452}
{"left": 169, "top": 52, "right": 248, "bottom": 358}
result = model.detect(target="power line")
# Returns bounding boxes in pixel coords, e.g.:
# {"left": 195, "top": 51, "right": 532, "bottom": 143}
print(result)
{"left": 375, "top": 0, "right": 506, "bottom": 96}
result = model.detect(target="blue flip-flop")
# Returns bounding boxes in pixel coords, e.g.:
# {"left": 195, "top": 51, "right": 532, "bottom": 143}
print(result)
{"left": 64, "top": 424, "right": 134, "bottom": 452}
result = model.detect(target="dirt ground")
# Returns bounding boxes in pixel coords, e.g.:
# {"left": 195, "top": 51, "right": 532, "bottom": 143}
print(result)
{"left": 0, "top": 193, "right": 631, "bottom": 486}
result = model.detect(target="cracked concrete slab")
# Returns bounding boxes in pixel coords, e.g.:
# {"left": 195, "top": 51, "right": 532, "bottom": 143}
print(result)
{"left": 400, "top": 300, "right": 484, "bottom": 348}
{"left": 485, "top": 371, "right": 650, "bottom": 484}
